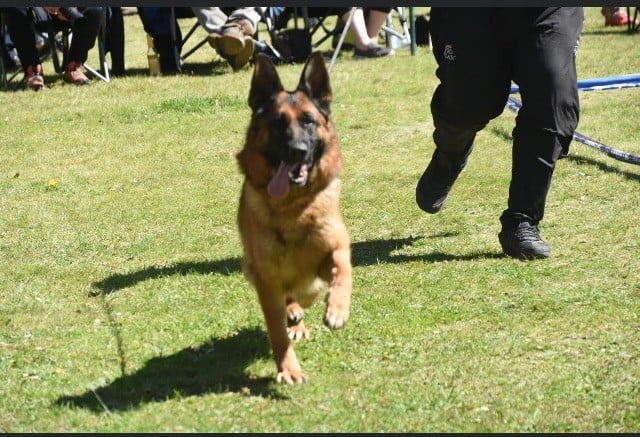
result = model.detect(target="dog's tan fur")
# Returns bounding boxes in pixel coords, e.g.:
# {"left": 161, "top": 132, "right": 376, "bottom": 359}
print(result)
{"left": 236, "top": 52, "right": 352, "bottom": 384}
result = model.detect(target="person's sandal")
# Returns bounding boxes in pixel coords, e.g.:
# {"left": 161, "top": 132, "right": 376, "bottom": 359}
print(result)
{"left": 24, "top": 64, "right": 46, "bottom": 91}
{"left": 63, "top": 61, "right": 91, "bottom": 85}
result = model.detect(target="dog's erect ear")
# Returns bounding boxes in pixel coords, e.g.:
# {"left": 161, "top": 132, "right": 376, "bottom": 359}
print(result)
{"left": 298, "top": 51, "right": 332, "bottom": 117}
{"left": 249, "top": 54, "right": 284, "bottom": 112}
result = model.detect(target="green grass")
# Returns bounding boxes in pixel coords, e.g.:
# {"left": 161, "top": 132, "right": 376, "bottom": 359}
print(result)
{"left": 1, "top": 7, "right": 639, "bottom": 432}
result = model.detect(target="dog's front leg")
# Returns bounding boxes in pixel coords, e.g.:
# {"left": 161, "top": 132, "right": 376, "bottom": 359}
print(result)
{"left": 324, "top": 244, "right": 352, "bottom": 330}
{"left": 256, "top": 283, "right": 308, "bottom": 384}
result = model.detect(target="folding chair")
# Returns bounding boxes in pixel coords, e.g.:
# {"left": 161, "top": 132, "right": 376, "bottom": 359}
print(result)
{"left": 168, "top": 7, "right": 210, "bottom": 73}
{"left": 627, "top": 7, "right": 639, "bottom": 33}
{"left": 256, "top": 7, "right": 353, "bottom": 64}
{"left": 257, "top": 6, "right": 416, "bottom": 65}
{"left": 58, "top": 7, "right": 125, "bottom": 80}
{"left": 382, "top": 7, "right": 415, "bottom": 53}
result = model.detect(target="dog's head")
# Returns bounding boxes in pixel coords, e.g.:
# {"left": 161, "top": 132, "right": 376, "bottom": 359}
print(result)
{"left": 241, "top": 51, "right": 336, "bottom": 199}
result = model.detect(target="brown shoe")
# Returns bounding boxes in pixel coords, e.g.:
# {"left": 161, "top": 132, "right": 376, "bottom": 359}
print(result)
{"left": 24, "top": 64, "right": 46, "bottom": 91}
{"left": 215, "top": 18, "right": 255, "bottom": 57}
{"left": 232, "top": 18, "right": 254, "bottom": 36}
{"left": 227, "top": 36, "right": 255, "bottom": 71}
{"left": 63, "top": 61, "right": 91, "bottom": 85}
{"left": 207, "top": 32, "right": 223, "bottom": 50}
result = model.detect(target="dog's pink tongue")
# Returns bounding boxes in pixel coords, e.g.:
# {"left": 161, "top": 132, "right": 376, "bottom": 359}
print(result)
{"left": 267, "top": 161, "right": 290, "bottom": 198}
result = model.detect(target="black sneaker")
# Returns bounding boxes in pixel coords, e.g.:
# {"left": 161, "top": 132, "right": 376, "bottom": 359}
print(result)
{"left": 498, "top": 221, "right": 551, "bottom": 260}
{"left": 353, "top": 44, "right": 394, "bottom": 58}
{"left": 415, "top": 150, "right": 467, "bottom": 214}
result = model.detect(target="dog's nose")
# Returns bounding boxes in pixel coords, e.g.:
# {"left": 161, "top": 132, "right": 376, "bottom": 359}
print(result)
{"left": 288, "top": 141, "right": 308, "bottom": 162}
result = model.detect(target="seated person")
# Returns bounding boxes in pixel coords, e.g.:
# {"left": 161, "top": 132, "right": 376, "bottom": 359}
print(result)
{"left": 138, "top": 7, "right": 261, "bottom": 74}
{"left": 343, "top": 7, "right": 394, "bottom": 58}
{"left": 308, "top": 7, "right": 393, "bottom": 58}
{"left": 193, "top": 7, "right": 262, "bottom": 71}
{"left": 4, "top": 6, "right": 103, "bottom": 91}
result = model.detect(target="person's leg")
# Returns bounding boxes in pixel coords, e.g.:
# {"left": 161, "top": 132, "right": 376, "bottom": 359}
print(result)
{"left": 344, "top": 8, "right": 370, "bottom": 50}
{"left": 364, "top": 7, "right": 390, "bottom": 40}
{"left": 138, "top": 7, "right": 180, "bottom": 74}
{"left": 221, "top": 7, "right": 261, "bottom": 70}
{"left": 417, "top": 8, "right": 510, "bottom": 213}
{"left": 228, "top": 7, "right": 261, "bottom": 32}
{"left": 104, "top": 7, "right": 125, "bottom": 76}
{"left": 192, "top": 7, "right": 226, "bottom": 34}
{"left": 345, "top": 7, "right": 393, "bottom": 57}
{"left": 498, "top": 7, "right": 584, "bottom": 259}
{"left": 5, "top": 8, "right": 40, "bottom": 70}
{"left": 67, "top": 7, "right": 102, "bottom": 64}
{"left": 205, "top": 6, "right": 258, "bottom": 70}
{"left": 63, "top": 7, "right": 102, "bottom": 84}
{"left": 5, "top": 7, "right": 49, "bottom": 90}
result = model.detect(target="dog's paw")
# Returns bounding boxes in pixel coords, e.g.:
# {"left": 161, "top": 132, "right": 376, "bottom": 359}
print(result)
{"left": 324, "top": 306, "right": 349, "bottom": 330}
{"left": 276, "top": 369, "right": 308, "bottom": 384}
{"left": 286, "top": 301, "right": 305, "bottom": 325}
{"left": 287, "top": 320, "right": 310, "bottom": 340}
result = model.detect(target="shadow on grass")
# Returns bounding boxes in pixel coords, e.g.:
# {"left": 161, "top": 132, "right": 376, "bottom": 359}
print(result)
{"left": 567, "top": 154, "right": 640, "bottom": 181}
{"left": 580, "top": 29, "right": 638, "bottom": 37}
{"left": 75, "top": 235, "right": 502, "bottom": 412}
{"left": 91, "top": 257, "right": 243, "bottom": 296}
{"left": 352, "top": 234, "right": 503, "bottom": 265}
{"left": 55, "top": 326, "right": 285, "bottom": 412}
{"left": 91, "top": 235, "right": 502, "bottom": 296}
{"left": 106, "top": 60, "right": 238, "bottom": 79}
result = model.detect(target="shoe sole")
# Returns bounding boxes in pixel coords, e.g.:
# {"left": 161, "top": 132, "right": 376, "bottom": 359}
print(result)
{"left": 498, "top": 234, "right": 551, "bottom": 260}
{"left": 217, "top": 34, "right": 244, "bottom": 57}
{"left": 353, "top": 50, "right": 395, "bottom": 59}
{"left": 415, "top": 188, "right": 446, "bottom": 213}
{"left": 415, "top": 170, "right": 448, "bottom": 214}
{"left": 230, "top": 38, "right": 255, "bottom": 71}
{"left": 501, "top": 247, "right": 550, "bottom": 260}
{"left": 63, "top": 78, "right": 91, "bottom": 85}
{"left": 26, "top": 80, "right": 46, "bottom": 91}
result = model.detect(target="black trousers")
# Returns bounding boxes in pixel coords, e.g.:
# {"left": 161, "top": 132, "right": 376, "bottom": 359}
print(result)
{"left": 428, "top": 7, "right": 584, "bottom": 225}
{"left": 5, "top": 7, "right": 102, "bottom": 70}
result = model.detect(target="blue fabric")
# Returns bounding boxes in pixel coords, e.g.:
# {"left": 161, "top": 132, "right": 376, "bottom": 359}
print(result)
{"left": 138, "top": 7, "right": 172, "bottom": 36}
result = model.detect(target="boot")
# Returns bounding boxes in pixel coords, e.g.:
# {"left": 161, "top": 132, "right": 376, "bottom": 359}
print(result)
{"left": 209, "top": 18, "right": 254, "bottom": 58}
{"left": 24, "top": 64, "right": 46, "bottom": 91}
{"left": 227, "top": 37, "right": 255, "bottom": 72}
{"left": 63, "top": 61, "right": 91, "bottom": 85}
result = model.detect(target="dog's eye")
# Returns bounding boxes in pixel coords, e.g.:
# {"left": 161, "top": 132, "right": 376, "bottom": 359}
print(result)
{"left": 271, "top": 112, "right": 287, "bottom": 126}
{"left": 301, "top": 113, "right": 316, "bottom": 126}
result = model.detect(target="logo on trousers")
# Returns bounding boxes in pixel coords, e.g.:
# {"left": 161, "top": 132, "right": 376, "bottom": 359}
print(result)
{"left": 444, "top": 44, "right": 456, "bottom": 61}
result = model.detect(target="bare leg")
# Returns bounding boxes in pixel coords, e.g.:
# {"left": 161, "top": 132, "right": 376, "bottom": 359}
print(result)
{"left": 365, "top": 9, "right": 388, "bottom": 40}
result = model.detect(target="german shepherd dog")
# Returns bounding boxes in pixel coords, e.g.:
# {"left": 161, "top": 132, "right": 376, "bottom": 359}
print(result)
{"left": 236, "top": 52, "right": 352, "bottom": 384}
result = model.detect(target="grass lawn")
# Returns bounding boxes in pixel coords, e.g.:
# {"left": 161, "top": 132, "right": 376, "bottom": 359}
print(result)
{"left": 1, "top": 7, "right": 639, "bottom": 432}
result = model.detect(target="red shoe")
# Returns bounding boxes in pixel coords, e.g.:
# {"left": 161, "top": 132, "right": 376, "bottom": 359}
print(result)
{"left": 63, "top": 61, "right": 91, "bottom": 85}
{"left": 24, "top": 64, "right": 46, "bottom": 91}
{"left": 601, "top": 7, "right": 637, "bottom": 26}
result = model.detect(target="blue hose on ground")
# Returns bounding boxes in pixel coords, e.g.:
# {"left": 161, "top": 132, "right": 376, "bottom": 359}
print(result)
{"left": 506, "top": 96, "right": 640, "bottom": 166}
{"left": 510, "top": 73, "right": 640, "bottom": 93}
